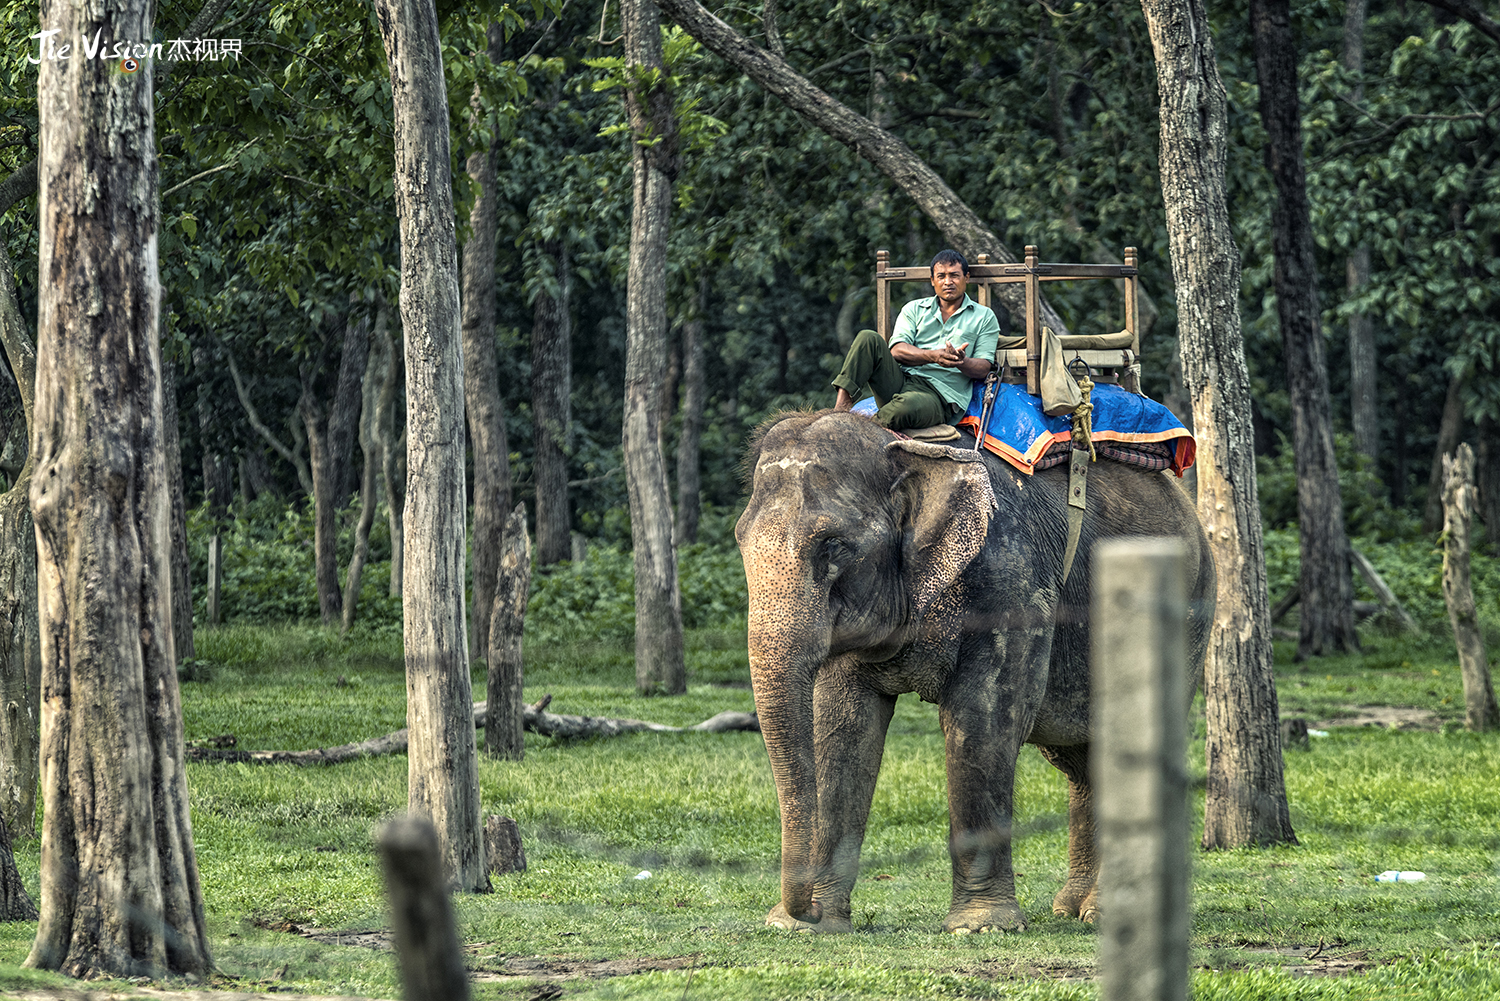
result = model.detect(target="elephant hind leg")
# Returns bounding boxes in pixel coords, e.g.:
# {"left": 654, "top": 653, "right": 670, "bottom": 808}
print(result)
{"left": 1037, "top": 743, "right": 1098, "bottom": 923}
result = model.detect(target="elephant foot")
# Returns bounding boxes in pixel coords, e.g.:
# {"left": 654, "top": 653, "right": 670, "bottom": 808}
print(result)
{"left": 942, "top": 901, "right": 1026, "bottom": 934}
{"left": 1052, "top": 882, "right": 1099, "bottom": 924}
{"left": 766, "top": 902, "right": 853, "bottom": 934}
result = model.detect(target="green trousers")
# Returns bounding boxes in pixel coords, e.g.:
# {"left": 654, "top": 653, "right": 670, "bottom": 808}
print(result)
{"left": 832, "top": 329, "right": 950, "bottom": 430}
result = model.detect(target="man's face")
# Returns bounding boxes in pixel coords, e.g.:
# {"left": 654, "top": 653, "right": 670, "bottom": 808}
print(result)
{"left": 931, "top": 261, "right": 968, "bottom": 305}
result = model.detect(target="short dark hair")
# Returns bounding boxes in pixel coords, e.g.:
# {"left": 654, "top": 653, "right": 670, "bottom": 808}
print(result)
{"left": 930, "top": 249, "right": 969, "bottom": 275}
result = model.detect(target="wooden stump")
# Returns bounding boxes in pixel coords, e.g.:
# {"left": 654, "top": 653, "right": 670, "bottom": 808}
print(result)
{"left": 380, "top": 816, "right": 470, "bottom": 1001}
{"left": 1442, "top": 445, "right": 1500, "bottom": 732}
{"left": 484, "top": 815, "right": 527, "bottom": 876}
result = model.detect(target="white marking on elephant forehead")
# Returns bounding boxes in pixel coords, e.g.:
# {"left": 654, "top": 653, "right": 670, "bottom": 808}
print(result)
{"left": 758, "top": 454, "right": 817, "bottom": 473}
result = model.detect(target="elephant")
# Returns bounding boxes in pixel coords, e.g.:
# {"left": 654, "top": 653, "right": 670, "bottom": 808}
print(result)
{"left": 735, "top": 410, "right": 1214, "bottom": 934}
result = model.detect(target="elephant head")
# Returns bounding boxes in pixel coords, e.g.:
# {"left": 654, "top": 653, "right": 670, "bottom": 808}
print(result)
{"left": 735, "top": 412, "right": 996, "bottom": 924}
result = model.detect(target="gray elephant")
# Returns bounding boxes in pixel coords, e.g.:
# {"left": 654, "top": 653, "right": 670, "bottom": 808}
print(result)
{"left": 735, "top": 410, "right": 1213, "bottom": 934}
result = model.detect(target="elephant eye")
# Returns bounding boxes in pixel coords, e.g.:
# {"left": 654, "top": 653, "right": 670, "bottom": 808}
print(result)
{"left": 817, "top": 537, "right": 848, "bottom": 579}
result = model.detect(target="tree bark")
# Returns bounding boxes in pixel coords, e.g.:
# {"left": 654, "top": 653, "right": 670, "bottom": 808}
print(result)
{"left": 1251, "top": 0, "right": 1359, "bottom": 659}
{"left": 676, "top": 275, "right": 707, "bottom": 546}
{"left": 486, "top": 504, "right": 530, "bottom": 761}
{"left": 0, "top": 811, "right": 35, "bottom": 920}
{"left": 650, "top": 0, "right": 1070, "bottom": 335}
{"left": 374, "top": 308, "right": 406, "bottom": 597}
{"left": 1140, "top": 0, "right": 1296, "bottom": 848}
{"left": 531, "top": 245, "right": 573, "bottom": 567}
{"left": 0, "top": 240, "right": 40, "bottom": 838}
{"left": 1441, "top": 444, "right": 1499, "bottom": 732}
{"left": 624, "top": 0, "right": 688, "bottom": 695}
{"left": 342, "top": 310, "right": 388, "bottom": 635}
{"left": 299, "top": 316, "right": 370, "bottom": 626}
{"left": 1423, "top": 370, "right": 1467, "bottom": 533}
{"left": 161, "top": 357, "right": 195, "bottom": 664}
{"left": 377, "top": 0, "right": 489, "bottom": 893}
{"left": 463, "top": 20, "right": 513, "bottom": 659}
{"left": 1343, "top": 0, "right": 1378, "bottom": 468}
{"left": 26, "top": 0, "right": 211, "bottom": 973}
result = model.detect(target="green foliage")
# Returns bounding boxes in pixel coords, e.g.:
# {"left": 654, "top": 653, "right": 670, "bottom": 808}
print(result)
{"left": 1257, "top": 432, "right": 1418, "bottom": 540}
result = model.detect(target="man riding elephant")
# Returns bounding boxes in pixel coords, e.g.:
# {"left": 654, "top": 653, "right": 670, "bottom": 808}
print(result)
{"left": 833, "top": 250, "right": 999, "bottom": 430}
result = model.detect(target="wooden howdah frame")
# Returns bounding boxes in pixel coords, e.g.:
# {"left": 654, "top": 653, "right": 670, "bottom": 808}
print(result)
{"left": 874, "top": 245, "right": 1142, "bottom": 396}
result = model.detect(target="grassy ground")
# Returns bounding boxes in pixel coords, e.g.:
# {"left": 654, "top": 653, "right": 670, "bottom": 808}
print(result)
{"left": 0, "top": 623, "right": 1495, "bottom": 999}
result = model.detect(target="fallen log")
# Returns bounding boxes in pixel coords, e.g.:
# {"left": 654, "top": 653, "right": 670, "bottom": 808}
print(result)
{"left": 185, "top": 697, "right": 759, "bottom": 764}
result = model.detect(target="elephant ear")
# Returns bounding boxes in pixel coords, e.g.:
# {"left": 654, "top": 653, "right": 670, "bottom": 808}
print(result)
{"left": 886, "top": 439, "right": 998, "bottom": 618}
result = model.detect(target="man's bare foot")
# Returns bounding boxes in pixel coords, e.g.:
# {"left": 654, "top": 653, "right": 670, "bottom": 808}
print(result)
{"left": 834, "top": 388, "right": 854, "bottom": 411}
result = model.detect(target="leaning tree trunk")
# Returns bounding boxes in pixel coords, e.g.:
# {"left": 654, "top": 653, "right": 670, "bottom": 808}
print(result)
{"left": 532, "top": 244, "right": 573, "bottom": 567}
{"left": 1140, "top": 0, "right": 1296, "bottom": 849}
{"left": 0, "top": 240, "right": 39, "bottom": 838}
{"left": 299, "top": 315, "right": 370, "bottom": 626}
{"left": 650, "top": 0, "right": 1069, "bottom": 336}
{"left": 624, "top": 0, "right": 687, "bottom": 695}
{"left": 377, "top": 0, "right": 489, "bottom": 893}
{"left": 1423, "top": 371, "right": 1467, "bottom": 534}
{"left": 1251, "top": 0, "right": 1358, "bottom": 659}
{"left": 375, "top": 308, "right": 406, "bottom": 597}
{"left": 462, "top": 19, "right": 513, "bottom": 660}
{"left": 676, "top": 275, "right": 707, "bottom": 546}
{"left": 342, "top": 309, "right": 389, "bottom": 634}
{"left": 25, "top": 0, "right": 211, "bottom": 974}
{"left": 1343, "top": 0, "right": 1378, "bottom": 468}
{"left": 1442, "top": 444, "right": 1500, "bottom": 732}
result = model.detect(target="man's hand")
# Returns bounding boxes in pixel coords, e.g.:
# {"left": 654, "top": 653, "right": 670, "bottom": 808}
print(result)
{"left": 934, "top": 341, "right": 969, "bottom": 367}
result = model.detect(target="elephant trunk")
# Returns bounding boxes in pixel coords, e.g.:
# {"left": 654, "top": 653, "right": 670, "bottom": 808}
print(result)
{"left": 748, "top": 603, "right": 830, "bottom": 923}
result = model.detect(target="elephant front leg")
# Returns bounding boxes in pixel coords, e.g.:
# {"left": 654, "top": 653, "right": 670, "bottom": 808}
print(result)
{"left": 768, "top": 662, "right": 895, "bottom": 933}
{"left": 940, "top": 701, "right": 1029, "bottom": 934}
{"left": 1038, "top": 744, "right": 1099, "bottom": 922}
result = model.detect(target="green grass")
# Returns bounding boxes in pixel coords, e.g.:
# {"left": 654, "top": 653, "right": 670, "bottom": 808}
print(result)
{"left": 0, "top": 621, "right": 1495, "bottom": 998}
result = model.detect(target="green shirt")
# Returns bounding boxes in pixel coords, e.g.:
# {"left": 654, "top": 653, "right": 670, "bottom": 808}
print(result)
{"left": 890, "top": 294, "right": 1001, "bottom": 414}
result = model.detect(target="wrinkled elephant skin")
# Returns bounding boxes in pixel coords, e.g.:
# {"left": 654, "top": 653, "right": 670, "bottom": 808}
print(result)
{"left": 735, "top": 411, "right": 1213, "bottom": 934}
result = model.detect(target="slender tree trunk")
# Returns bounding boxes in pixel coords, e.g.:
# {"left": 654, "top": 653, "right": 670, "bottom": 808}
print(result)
{"left": 377, "top": 0, "right": 489, "bottom": 893}
{"left": 162, "top": 356, "right": 194, "bottom": 664}
{"left": 1140, "top": 0, "right": 1296, "bottom": 848}
{"left": 463, "top": 20, "right": 513, "bottom": 659}
{"left": 676, "top": 276, "right": 707, "bottom": 546}
{"left": 375, "top": 309, "right": 406, "bottom": 597}
{"left": 0, "top": 241, "right": 39, "bottom": 838}
{"left": 650, "top": 0, "right": 1070, "bottom": 336}
{"left": 299, "top": 317, "right": 370, "bottom": 626}
{"left": 486, "top": 504, "right": 530, "bottom": 761}
{"left": 26, "top": 0, "right": 211, "bottom": 973}
{"left": 342, "top": 310, "right": 388, "bottom": 635}
{"left": 1343, "top": 0, "right": 1378, "bottom": 468}
{"left": 624, "top": 0, "right": 687, "bottom": 695}
{"left": 1251, "top": 0, "right": 1358, "bottom": 659}
{"left": 1442, "top": 445, "right": 1499, "bottom": 731}
{"left": 532, "top": 245, "right": 573, "bottom": 567}
{"left": 1423, "top": 371, "right": 1467, "bottom": 533}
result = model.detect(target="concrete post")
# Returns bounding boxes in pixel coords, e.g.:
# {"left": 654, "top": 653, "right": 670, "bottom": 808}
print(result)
{"left": 380, "top": 815, "right": 471, "bottom": 1001}
{"left": 206, "top": 533, "right": 222, "bottom": 626}
{"left": 1092, "top": 538, "right": 1190, "bottom": 1001}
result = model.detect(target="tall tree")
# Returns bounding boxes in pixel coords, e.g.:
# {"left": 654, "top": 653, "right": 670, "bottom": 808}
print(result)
{"left": 463, "top": 20, "right": 513, "bottom": 660}
{"left": 342, "top": 307, "right": 390, "bottom": 634}
{"left": 1423, "top": 370, "right": 1468, "bottom": 533}
{"left": 1343, "top": 0, "right": 1378, "bottom": 468}
{"left": 1251, "top": 0, "right": 1359, "bottom": 658}
{"left": 376, "top": 0, "right": 489, "bottom": 891}
{"left": 25, "top": 0, "right": 211, "bottom": 975}
{"left": 1139, "top": 0, "right": 1297, "bottom": 848}
{"left": 532, "top": 244, "right": 573, "bottom": 567}
{"left": 676, "top": 275, "right": 707, "bottom": 546}
{"left": 624, "top": 0, "right": 688, "bottom": 694}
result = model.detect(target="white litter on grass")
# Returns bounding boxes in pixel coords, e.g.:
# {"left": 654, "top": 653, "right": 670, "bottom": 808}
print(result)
{"left": 635, "top": 870, "right": 652, "bottom": 880}
{"left": 1375, "top": 870, "right": 1426, "bottom": 882}
{"left": 1308, "top": 729, "right": 1330, "bottom": 738}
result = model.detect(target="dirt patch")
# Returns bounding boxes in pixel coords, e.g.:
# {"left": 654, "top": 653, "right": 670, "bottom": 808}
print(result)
{"left": 251, "top": 919, "right": 392, "bottom": 952}
{"left": 1240, "top": 945, "right": 1375, "bottom": 978}
{"left": 471, "top": 955, "right": 699, "bottom": 983}
{"left": 1312, "top": 706, "right": 1443, "bottom": 731}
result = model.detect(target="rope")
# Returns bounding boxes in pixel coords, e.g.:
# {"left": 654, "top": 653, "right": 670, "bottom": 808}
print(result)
{"left": 1070, "top": 361, "right": 1096, "bottom": 462}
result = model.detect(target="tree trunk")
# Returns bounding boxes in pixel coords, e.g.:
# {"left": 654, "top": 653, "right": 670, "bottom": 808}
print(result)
{"left": 374, "top": 308, "right": 406, "bottom": 597}
{"left": 299, "top": 316, "right": 370, "bottom": 626}
{"left": 624, "top": 0, "right": 688, "bottom": 695}
{"left": 650, "top": 0, "right": 1070, "bottom": 336}
{"left": 486, "top": 503, "right": 530, "bottom": 761}
{"left": 676, "top": 275, "right": 707, "bottom": 546}
{"left": 377, "top": 0, "right": 489, "bottom": 893}
{"left": 0, "top": 811, "right": 34, "bottom": 920}
{"left": 342, "top": 310, "right": 388, "bottom": 635}
{"left": 1477, "top": 416, "right": 1500, "bottom": 552}
{"left": 1423, "top": 371, "right": 1466, "bottom": 533}
{"left": 1251, "top": 0, "right": 1359, "bottom": 659}
{"left": 1441, "top": 445, "right": 1499, "bottom": 731}
{"left": 26, "top": 0, "right": 212, "bottom": 973}
{"left": 1343, "top": 0, "right": 1377, "bottom": 469}
{"left": 463, "top": 20, "right": 513, "bottom": 659}
{"left": 0, "top": 240, "right": 40, "bottom": 838}
{"left": 1139, "top": 0, "right": 1296, "bottom": 849}
{"left": 162, "top": 358, "right": 195, "bottom": 664}
{"left": 531, "top": 245, "right": 573, "bottom": 567}
{"left": 225, "top": 350, "right": 314, "bottom": 496}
